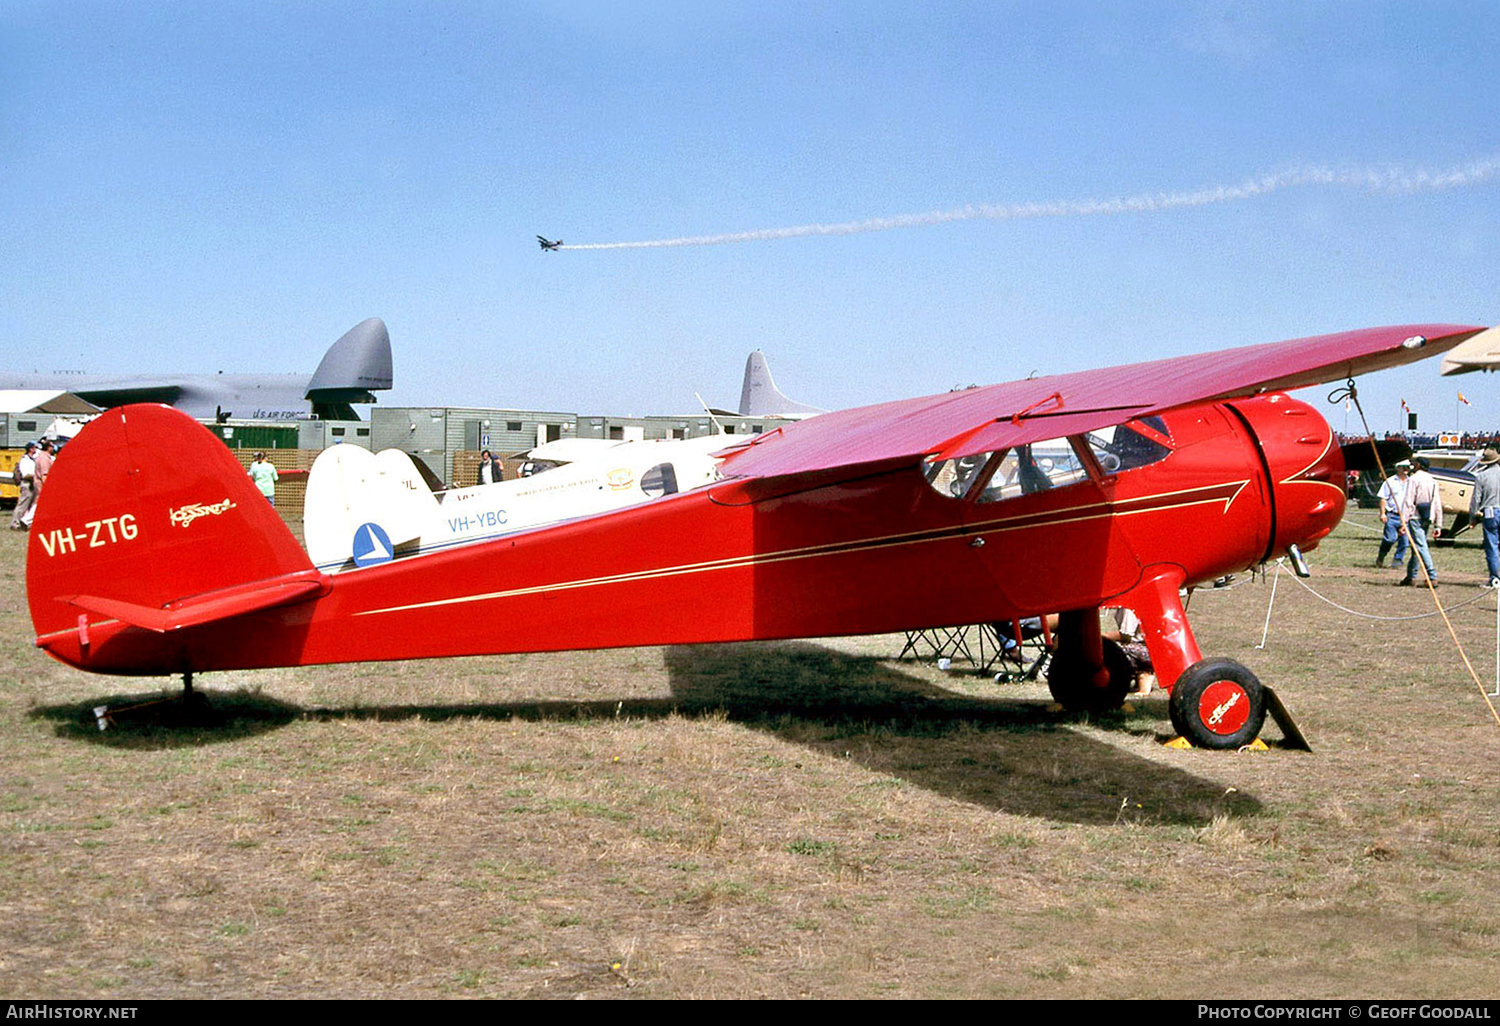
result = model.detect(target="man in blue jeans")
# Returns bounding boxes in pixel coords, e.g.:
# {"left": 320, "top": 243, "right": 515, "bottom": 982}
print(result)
{"left": 1376, "top": 461, "right": 1412, "bottom": 568}
{"left": 1398, "top": 456, "right": 1441, "bottom": 587}
{"left": 1474, "top": 448, "right": 1500, "bottom": 588}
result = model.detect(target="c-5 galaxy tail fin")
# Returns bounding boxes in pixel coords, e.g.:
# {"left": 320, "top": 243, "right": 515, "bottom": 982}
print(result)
{"left": 305, "top": 317, "right": 394, "bottom": 418}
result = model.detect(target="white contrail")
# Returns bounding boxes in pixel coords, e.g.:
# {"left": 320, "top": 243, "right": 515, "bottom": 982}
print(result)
{"left": 558, "top": 156, "right": 1500, "bottom": 250}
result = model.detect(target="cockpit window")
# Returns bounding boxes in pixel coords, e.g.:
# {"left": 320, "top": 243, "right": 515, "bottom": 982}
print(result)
{"left": 1082, "top": 423, "right": 1171, "bottom": 475}
{"left": 1137, "top": 416, "right": 1170, "bottom": 440}
{"left": 640, "top": 463, "right": 679, "bottom": 498}
{"left": 923, "top": 422, "right": 1171, "bottom": 502}
{"left": 976, "top": 438, "right": 1088, "bottom": 502}
{"left": 922, "top": 453, "right": 992, "bottom": 499}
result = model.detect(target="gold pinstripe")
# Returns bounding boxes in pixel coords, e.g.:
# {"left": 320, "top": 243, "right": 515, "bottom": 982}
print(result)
{"left": 352, "top": 479, "right": 1253, "bottom": 619}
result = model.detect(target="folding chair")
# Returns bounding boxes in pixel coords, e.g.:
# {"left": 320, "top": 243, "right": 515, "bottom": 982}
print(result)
{"left": 988, "top": 616, "right": 1053, "bottom": 682}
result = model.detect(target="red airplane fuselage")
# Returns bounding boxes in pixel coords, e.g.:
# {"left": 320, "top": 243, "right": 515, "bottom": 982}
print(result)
{"left": 29, "top": 392, "right": 1343, "bottom": 688}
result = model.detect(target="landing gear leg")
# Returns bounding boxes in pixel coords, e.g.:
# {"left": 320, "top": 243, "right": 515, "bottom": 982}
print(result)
{"left": 178, "top": 669, "right": 212, "bottom": 718}
{"left": 1125, "top": 566, "right": 1201, "bottom": 688}
{"left": 1047, "top": 609, "right": 1132, "bottom": 712}
{"left": 1124, "top": 565, "right": 1303, "bottom": 749}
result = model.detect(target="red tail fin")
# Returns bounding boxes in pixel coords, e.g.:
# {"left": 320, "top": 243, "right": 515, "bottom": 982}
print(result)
{"left": 27, "top": 405, "right": 315, "bottom": 642}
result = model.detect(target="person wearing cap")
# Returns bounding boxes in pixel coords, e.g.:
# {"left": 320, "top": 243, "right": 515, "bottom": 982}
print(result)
{"left": 1375, "top": 460, "right": 1413, "bottom": 568}
{"left": 1398, "top": 456, "right": 1441, "bottom": 587}
{"left": 1474, "top": 448, "right": 1500, "bottom": 587}
{"left": 8, "top": 442, "right": 37, "bottom": 531}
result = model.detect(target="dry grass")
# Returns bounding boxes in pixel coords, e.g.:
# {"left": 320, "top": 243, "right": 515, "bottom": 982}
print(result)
{"left": 3, "top": 510, "right": 1500, "bottom": 998}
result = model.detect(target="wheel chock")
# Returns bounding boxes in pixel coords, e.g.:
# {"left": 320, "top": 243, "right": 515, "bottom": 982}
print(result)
{"left": 1163, "top": 735, "right": 1270, "bottom": 751}
{"left": 1163, "top": 686, "right": 1311, "bottom": 751}
{"left": 1263, "top": 685, "right": 1312, "bottom": 752}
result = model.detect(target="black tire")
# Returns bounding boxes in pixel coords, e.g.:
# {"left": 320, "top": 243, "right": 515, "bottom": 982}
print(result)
{"left": 1168, "top": 658, "right": 1266, "bottom": 750}
{"left": 1047, "top": 638, "right": 1133, "bottom": 712}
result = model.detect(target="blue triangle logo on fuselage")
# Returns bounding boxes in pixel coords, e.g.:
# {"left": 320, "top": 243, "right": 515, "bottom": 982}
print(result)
{"left": 352, "top": 522, "right": 394, "bottom": 567}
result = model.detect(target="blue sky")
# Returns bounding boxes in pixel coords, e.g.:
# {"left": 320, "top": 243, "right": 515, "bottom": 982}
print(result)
{"left": 3, "top": 1, "right": 1497, "bottom": 432}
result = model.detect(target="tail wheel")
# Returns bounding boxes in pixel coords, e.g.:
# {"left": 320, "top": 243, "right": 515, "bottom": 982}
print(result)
{"left": 1168, "top": 658, "right": 1267, "bottom": 750}
{"left": 1047, "top": 638, "right": 1133, "bottom": 712}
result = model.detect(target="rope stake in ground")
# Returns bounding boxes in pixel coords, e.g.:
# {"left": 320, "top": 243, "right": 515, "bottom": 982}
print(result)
{"left": 1257, "top": 559, "right": 1282, "bottom": 650}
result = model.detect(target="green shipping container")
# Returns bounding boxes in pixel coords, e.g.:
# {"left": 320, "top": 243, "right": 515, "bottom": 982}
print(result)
{"left": 207, "top": 424, "right": 299, "bottom": 450}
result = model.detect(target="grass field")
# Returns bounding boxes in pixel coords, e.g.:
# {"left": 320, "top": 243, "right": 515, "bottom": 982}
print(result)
{"left": 2, "top": 510, "right": 1499, "bottom": 999}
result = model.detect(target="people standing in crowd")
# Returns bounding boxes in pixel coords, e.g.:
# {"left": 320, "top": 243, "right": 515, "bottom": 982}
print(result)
{"left": 8, "top": 441, "right": 37, "bottom": 531}
{"left": 1474, "top": 448, "right": 1500, "bottom": 588}
{"left": 1398, "top": 456, "right": 1441, "bottom": 587}
{"left": 248, "top": 451, "right": 279, "bottom": 505}
{"left": 1376, "top": 460, "right": 1412, "bottom": 569}
{"left": 33, "top": 440, "right": 54, "bottom": 489}
{"left": 22, "top": 440, "right": 55, "bottom": 528}
{"left": 479, "top": 449, "right": 497, "bottom": 485}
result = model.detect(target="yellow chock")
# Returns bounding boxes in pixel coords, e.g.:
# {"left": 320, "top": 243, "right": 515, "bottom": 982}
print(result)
{"left": 1164, "top": 735, "right": 1271, "bottom": 751}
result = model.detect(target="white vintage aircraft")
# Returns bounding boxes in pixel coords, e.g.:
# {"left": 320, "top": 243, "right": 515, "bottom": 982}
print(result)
{"left": 303, "top": 432, "right": 730, "bottom": 572}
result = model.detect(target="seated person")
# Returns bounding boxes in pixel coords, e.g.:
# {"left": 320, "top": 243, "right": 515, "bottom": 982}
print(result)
{"left": 1103, "top": 607, "right": 1154, "bottom": 696}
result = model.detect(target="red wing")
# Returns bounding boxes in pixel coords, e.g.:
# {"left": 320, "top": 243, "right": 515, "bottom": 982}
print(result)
{"left": 715, "top": 323, "right": 1485, "bottom": 484}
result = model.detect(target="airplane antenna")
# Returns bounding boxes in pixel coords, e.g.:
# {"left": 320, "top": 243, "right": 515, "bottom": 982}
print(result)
{"left": 694, "top": 392, "right": 724, "bottom": 434}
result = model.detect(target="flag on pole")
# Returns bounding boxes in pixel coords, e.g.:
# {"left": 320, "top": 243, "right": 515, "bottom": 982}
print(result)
{"left": 1459, "top": 392, "right": 1471, "bottom": 406}
{"left": 1401, "top": 398, "right": 1411, "bottom": 414}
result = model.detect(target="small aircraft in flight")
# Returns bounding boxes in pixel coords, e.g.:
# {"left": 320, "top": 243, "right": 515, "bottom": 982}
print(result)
{"left": 23, "top": 322, "right": 1487, "bottom": 749}
{"left": 537, "top": 236, "right": 563, "bottom": 252}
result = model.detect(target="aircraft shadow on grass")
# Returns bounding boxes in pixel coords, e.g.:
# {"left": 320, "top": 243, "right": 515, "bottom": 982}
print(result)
{"left": 661, "top": 642, "right": 1263, "bottom": 827}
{"left": 31, "top": 640, "right": 1261, "bottom": 826}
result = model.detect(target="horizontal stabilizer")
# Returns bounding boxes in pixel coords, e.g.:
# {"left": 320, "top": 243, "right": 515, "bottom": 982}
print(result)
{"left": 59, "top": 570, "right": 328, "bottom": 634}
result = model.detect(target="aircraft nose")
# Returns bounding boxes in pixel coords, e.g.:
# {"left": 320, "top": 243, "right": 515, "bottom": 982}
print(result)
{"left": 1229, "top": 393, "right": 1346, "bottom": 559}
{"left": 1262, "top": 398, "right": 1346, "bottom": 553}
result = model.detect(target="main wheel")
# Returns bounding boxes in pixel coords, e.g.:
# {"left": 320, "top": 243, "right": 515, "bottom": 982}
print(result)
{"left": 1168, "top": 658, "right": 1267, "bottom": 750}
{"left": 1047, "top": 638, "right": 1133, "bottom": 712}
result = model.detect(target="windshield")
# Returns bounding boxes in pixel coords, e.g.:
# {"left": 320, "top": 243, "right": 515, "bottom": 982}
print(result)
{"left": 921, "top": 420, "right": 1172, "bottom": 502}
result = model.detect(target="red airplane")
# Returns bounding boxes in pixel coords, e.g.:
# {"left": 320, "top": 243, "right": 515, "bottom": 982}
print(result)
{"left": 23, "top": 323, "right": 1486, "bottom": 749}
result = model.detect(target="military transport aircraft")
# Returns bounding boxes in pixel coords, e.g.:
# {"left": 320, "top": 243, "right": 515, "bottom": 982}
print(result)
{"left": 537, "top": 236, "right": 563, "bottom": 251}
{"left": 23, "top": 323, "right": 1487, "bottom": 749}
{"left": 734, "top": 351, "right": 824, "bottom": 419}
{"left": 0, "top": 318, "right": 393, "bottom": 421}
